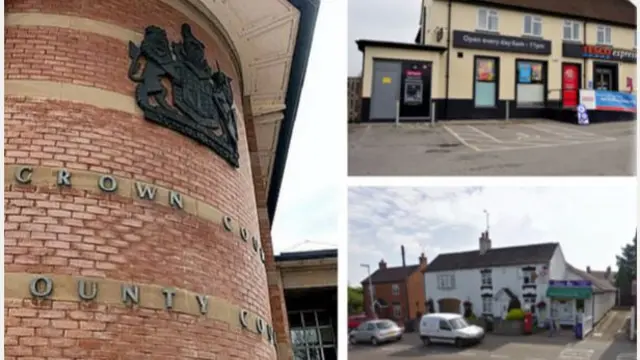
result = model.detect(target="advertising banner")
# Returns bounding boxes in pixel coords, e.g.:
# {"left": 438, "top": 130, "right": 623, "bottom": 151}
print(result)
{"left": 579, "top": 89, "right": 637, "bottom": 112}
{"left": 452, "top": 30, "right": 551, "bottom": 54}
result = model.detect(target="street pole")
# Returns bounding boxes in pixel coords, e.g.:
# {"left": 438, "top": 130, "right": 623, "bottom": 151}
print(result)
{"left": 361, "top": 264, "right": 375, "bottom": 318}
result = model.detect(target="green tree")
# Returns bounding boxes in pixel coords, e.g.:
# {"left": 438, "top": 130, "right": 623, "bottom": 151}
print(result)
{"left": 348, "top": 286, "right": 364, "bottom": 315}
{"left": 615, "top": 232, "right": 637, "bottom": 288}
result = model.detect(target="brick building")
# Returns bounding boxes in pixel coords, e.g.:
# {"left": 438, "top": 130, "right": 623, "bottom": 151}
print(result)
{"left": 361, "top": 247, "right": 427, "bottom": 324}
{"left": 5, "top": 1, "right": 320, "bottom": 359}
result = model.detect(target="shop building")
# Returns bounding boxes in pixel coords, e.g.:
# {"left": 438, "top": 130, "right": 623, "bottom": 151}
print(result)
{"left": 277, "top": 249, "right": 338, "bottom": 360}
{"left": 5, "top": 1, "right": 319, "bottom": 359}
{"left": 357, "top": 0, "right": 636, "bottom": 122}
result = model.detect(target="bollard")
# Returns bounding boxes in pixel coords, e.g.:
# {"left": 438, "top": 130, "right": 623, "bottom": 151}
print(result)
{"left": 431, "top": 101, "right": 436, "bottom": 127}
{"left": 505, "top": 100, "right": 510, "bottom": 121}
{"left": 395, "top": 100, "right": 400, "bottom": 126}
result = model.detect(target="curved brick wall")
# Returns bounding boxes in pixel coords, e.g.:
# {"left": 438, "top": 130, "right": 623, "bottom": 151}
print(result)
{"left": 5, "top": 0, "right": 276, "bottom": 359}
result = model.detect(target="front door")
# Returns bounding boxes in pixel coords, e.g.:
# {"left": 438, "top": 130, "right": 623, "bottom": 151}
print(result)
{"left": 370, "top": 60, "right": 402, "bottom": 120}
{"left": 562, "top": 64, "right": 579, "bottom": 107}
{"left": 595, "top": 68, "right": 613, "bottom": 90}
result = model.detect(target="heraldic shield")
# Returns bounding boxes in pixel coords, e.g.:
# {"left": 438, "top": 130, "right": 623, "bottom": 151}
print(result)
{"left": 127, "top": 24, "right": 240, "bottom": 168}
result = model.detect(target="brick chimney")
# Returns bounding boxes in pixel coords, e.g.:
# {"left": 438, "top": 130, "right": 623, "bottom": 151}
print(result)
{"left": 419, "top": 253, "right": 427, "bottom": 268}
{"left": 479, "top": 231, "right": 491, "bottom": 255}
{"left": 586, "top": 266, "right": 591, "bottom": 273}
{"left": 379, "top": 259, "right": 387, "bottom": 270}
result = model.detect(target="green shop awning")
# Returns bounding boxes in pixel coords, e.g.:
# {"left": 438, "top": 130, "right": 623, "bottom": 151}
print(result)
{"left": 546, "top": 286, "right": 592, "bottom": 299}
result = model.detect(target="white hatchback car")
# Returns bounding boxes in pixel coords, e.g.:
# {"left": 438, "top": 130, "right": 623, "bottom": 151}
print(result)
{"left": 419, "top": 313, "right": 484, "bottom": 347}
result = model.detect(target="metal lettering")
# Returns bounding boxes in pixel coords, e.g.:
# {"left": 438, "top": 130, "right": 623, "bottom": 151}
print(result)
{"left": 98, "top": 175, "right": 118, "bottom": 192}
{"left": 121, "top": 285, "right": 139, "bottom": 305}
{"left": 256, "top": 317, "right": 265, "bottom": 334}
{"left": 15, "top": 166, "right": 33, "bottom": 184}
{"left": 239, "top": 309, "right": 249, "bottom": 328}
{"left": 266, "top": 324, "right": 274, "bottom": 343}
{"left": 259, "top": 248, "right": 266, "bottom": 263}
{"left": 222, "top": 216, "right": 233, "bottom": 231}
{"left": 240, "top": 227, "right": 249, "bottom": 242}
{"left": 29, "top": 276, "right": 53, "bottom": 298}
{"left": 252, "top": 236, "right": 259, "bottom": 252}
{"left": 77, "top": 280, "right": 98, "bottom": 301}
{"left": 196, "top": 295, "right": 208, "bottom": 314}
{"left": 135, "top": 182, "right": 157, "bottom": 200}
{"left": 169, "top": 191, "right": 183, "bottom": 209}
{"left": 162, "top": 288, "right": 176, "bottom": 309}
{"left": 56, "top": 168, "right": 71, "bottom": 186}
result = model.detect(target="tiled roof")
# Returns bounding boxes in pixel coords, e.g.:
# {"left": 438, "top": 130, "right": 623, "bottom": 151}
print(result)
{"left": 567, "top": 264, "right": 617, "bottom": 293}
{"left": 426, "top": 243, "right": 559, "bottom": 271}
{"left": 361, "top": 265, "right": 421, "bottom": 284}
{"left": 460, "top": 0, "right": 636, "bottom": 27}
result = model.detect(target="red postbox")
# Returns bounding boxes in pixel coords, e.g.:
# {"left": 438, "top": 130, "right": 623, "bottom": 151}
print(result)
{"left": 523, "top": 312, "right": 533, "bottom": 334}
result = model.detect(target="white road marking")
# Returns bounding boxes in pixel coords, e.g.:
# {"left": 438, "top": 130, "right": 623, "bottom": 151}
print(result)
{"left": 458, "top": 351, "right": 478, "bottom": 356}
{"left": 592, "top": 332, "right": 602, "bottom": 337}
{"left": 525, "top": 358, "right": 548, "bottom": 360}
{"left": 467, "top": 125, "right": 504, "bottom": 143}
{"left": 559, "top": 348, "right": 594, "bottom": 360}
{"left": 443, "top": 125, "right": 481, "bottom": 151}
{"left": 616, "top": 353, "right": 637, "bottom": 360}
{"left": 490, "top": 354, "right": 510, "bottom": 358}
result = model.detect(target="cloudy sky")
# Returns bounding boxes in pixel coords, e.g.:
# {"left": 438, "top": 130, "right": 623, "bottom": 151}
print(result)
{"left": 348, "top": 0, "right": 422, "bottom": 75}
{"left": 270, "top": 1, "right": 344, "bottom": 254}
{"left": 348, "top": 185, "right": 637, "bottom": 285}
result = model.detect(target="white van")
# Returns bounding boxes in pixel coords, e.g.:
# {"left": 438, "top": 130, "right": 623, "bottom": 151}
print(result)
{"left": 419, "top": 313, "right": 485, "bottom": 347}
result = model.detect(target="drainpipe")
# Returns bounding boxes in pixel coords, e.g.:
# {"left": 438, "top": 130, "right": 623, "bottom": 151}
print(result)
{"left": 582, "top": 20, "right": 587, "bottom": 88}
{"left": 444, "top": 0, "right": 452, "bottom": 119}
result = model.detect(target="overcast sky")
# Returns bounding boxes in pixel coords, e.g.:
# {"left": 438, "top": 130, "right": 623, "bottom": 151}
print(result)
{"left": 348, "top": 0, "right": 422, "bottom": 75}
{"left": 348, "top": 185, "right": 637, "bottom": 285}
{"left": 270, "top": 1, "right": 344, "bottom": 254}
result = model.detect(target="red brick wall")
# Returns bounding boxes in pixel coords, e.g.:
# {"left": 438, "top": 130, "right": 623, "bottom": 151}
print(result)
{"left": 5, "top": 0, "right": 278, "bottom": 359}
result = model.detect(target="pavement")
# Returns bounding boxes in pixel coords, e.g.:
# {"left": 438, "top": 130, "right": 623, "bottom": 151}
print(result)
{"left": 348, "top": 331, "right": 636, "bottom": 360}
{"left": 348, "top": 119, "right": 635, "bottom": 176}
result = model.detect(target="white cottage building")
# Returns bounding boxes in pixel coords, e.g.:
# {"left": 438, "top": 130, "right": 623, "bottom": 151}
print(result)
{"left": 424, "top": 231, "right": 616, "bottom": 333}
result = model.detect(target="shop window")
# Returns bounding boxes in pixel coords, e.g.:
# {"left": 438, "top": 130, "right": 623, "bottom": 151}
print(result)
{"left": 474, "top": 57, "right": 498, "bottom": 108}
{"left": 477, "top": 8, "right": 499, "bottom": 32}
{"left": 562, "top": 20, "right": 581, "bottom": 41}
{"left": 523, "top": 15, "right": 542, "bottom": 37}
{"left": 597, "top": 25, "right": 612, "bottom": 45}
{"left": 516, "top": 61, "right": 545, "bottom": 108}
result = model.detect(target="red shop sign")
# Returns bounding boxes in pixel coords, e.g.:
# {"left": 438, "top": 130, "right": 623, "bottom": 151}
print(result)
{"left": 582, "top": 45, "right": 613, "bottom": 57}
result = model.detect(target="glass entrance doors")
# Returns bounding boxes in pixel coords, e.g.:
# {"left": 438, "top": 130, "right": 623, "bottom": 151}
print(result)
{"left": 595, "top": 68, "right": 613, "bottom": 90}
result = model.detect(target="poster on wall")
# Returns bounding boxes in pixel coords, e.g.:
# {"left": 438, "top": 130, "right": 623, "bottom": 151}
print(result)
{"left": 476, "top": 59, "right": 495, "bottom": 81}
{"left": 518, "top": 63, "right": 532, "bottom": 83}
{"left": 531, "top": 64, "right": 543, "bottom": 82}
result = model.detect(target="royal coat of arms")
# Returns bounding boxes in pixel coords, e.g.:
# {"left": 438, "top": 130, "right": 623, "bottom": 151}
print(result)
{"left": 127, "top": 24, "right": 239, "bottom": 168}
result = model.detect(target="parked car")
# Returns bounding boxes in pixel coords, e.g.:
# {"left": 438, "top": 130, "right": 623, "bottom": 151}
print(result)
{"left": 349, "top": 319, "right": 404, "bottom": 346}
{"left": 348, "top": 314, "right": 368, "bottom": 331}
{"left": 419, "top": 313, "right": 485, "bottom": 347}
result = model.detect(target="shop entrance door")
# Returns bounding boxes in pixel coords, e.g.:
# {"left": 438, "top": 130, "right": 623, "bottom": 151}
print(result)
{"left": 370, "top": 60, "right": 402, "bottom": 121}
{"left": 595, "top": 68, "right": 613, "bottom": 90}
{"left": 562, "top": 64, "right": 579, "bottom": 107}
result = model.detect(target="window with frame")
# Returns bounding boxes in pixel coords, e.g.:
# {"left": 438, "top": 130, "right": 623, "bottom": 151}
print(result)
{"left": 562, "top": 20, "right": 581, "bottom": 41}
{"left": 474, "top": 57, "right": 497, "bottom": 107}
{"left": 392, "top": 304, "right": 402, "bottom": 319}
{"left": 516, "top": 61, "right": 545, "bottom": 108}
{"left": 477, "top": 8, "right": 499, "bottom": 32}
{"left": 482, "top": 297, "right": 493, "bottom": 314}
{"left": 391, "top": 284, "right": 400, "bottom": 296}
{"left": 522, "top": 269, "right": 537, "bottom": 284}
{"left": 481, "top": 271, "right": 493, "bottom": 286}
{"left": 437, "top": 274, "right": 456, "bottom": 290}
{"left": 523, "top": 15, "right": 542, "bottom": 37}
{"left": 597, "top": 25, "right": 612, "bottom": 45}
